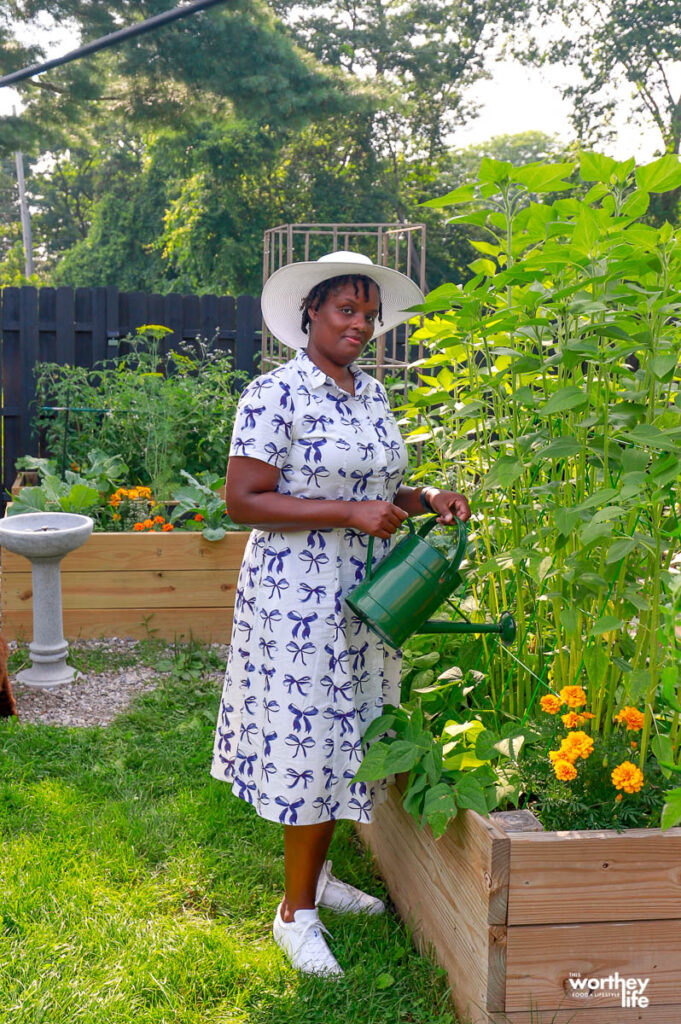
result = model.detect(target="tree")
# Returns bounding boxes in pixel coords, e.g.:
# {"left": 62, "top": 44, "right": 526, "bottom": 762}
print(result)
{"left": 515, "top": 1, "right": 681, "bottom": 156}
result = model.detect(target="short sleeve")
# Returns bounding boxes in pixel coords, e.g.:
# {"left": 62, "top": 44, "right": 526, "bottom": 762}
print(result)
{"left": 228, "top": 373, "right": 293, "bottom": 468}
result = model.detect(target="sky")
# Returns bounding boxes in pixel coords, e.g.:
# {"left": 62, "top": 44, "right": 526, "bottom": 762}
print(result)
{"left": 0, "top": 16, "right": 672, "bottom": 163}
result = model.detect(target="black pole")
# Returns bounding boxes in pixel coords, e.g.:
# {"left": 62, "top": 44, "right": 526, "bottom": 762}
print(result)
{"left": 0, "top": 0, "right": 229, "bottom": 90}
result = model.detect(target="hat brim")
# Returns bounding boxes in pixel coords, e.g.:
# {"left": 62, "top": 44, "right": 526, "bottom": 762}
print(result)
{"left": 261, "top": 259, "right": 425, "bottom": 350}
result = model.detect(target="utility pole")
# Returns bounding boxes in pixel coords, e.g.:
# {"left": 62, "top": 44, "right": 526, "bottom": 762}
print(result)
{"left": 14, "top": 147, "right": 34, "bottom": 278}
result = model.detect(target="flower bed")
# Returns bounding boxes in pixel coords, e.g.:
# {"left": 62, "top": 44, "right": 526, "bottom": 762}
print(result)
{"left": 1, "top": 528, "right": 249, "bottom": 642}
{"left": 358, "top": 776, "right": 681, "bottom": 1024}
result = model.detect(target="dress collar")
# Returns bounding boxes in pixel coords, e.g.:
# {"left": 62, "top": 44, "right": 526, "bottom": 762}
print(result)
{"left": 294, "top": 348, "right": 375, "bottom": 398}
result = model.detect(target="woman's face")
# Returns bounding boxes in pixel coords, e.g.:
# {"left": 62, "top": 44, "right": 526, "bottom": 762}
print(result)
{"left": 306, "top": 280, "right": 380, "bottom": 367}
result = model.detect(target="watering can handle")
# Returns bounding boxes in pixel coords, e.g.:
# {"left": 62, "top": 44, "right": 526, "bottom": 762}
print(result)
{"left": 365, "top": 515, "right": 468, "bottom": 581}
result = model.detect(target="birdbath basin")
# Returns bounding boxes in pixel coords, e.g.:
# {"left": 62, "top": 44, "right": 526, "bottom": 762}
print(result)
{"left": 0, "top": 511, "right": 93, "bottom": 688}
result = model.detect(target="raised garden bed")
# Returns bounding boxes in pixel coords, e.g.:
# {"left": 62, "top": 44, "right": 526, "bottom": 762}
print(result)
{"left": 1, "top": 529, "right": 249, "bottom": 642}
{"left": 358, "top": 777, "right": 681, "bottom": 1024}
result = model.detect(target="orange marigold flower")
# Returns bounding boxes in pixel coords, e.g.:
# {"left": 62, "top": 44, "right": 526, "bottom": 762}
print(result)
{"left": 153, "top": 516, "right": 165, "bottom": 525}
{"left": 614, "top": 706, "right": 645, "bottom": 732}
{"left": 615, "top": 793, "right": 623, "bottom": 802}
{"left": 553, "top": 759, "right": 577, "bottom": 781}
{"left": 194, "top": 513, "right": 204, "bottom": 522}
{"left": 70, "top": 462, "right": 79, "bottom": 471}
{"left": 540, "top": 694, "right": 563, "bottom": 714}
{"left": 582, "top": 711, "right": 596, "bottom": 719}
{"left": 142, "top": 519, "right": 153, "bottom": 528}
{"left": 162, "top": 522, "right": 174, "bottom": 532}
{"left": 562, "top": 730, "right": 594, "bottom": 760}
{"left": 631, "top": 740, "right": 638, "bottom": 749}
{"left": 112, "top": 513, "right": 120, "bottom": 521}
{"left": 611, "top": 760, "right": 644, "bottom": 794}
{"left": 561, "top": 712, "right": 585, "bottom": 729}
{"left": 132, "top": 522, "right": 145, "bottom": 531}
{"left": 559, "top": 685, "right": 587, "bottom": 708}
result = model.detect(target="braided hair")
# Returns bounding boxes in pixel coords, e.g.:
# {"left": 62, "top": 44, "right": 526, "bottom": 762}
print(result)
{"left": 300, "top": 274, "right": 383, "bottom": 336}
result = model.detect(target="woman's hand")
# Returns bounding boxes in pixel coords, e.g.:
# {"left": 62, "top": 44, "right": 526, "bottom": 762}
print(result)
{"left": 348, "top": 500, "right": 409, "bottom": 539}
{"left": 425, "top": 488, "right": 471, "bottom": 526}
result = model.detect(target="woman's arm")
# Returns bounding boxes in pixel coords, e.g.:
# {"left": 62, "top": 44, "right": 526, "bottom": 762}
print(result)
{"left": 226, "top": 457, "right": 408, "bottom": 539}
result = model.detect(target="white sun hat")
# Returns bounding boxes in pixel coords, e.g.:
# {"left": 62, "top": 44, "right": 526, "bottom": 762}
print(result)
{"left": 260, "top": 250, "right": 425, "bottom": 350}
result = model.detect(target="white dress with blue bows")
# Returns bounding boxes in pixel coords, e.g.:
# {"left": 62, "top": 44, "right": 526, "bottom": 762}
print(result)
{"left": 210, "top": 349, "right": 408, "bottom": 825}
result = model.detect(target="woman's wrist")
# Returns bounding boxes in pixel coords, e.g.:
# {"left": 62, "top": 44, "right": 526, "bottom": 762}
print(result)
{"left": 419, "top": 486, "right": 439, "bottom": 513}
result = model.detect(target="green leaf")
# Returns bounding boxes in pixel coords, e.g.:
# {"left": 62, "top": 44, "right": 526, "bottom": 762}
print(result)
{"left": 651, "top": 354, "right": 678, "bottom": 380}
{"left": 605, "top": 537, "right": 637, "bottom": 564}
{"left": 478, "top": 157, "right": 512, "bottom": 184}
{"left": 627, "top": 669, "right": 652, "bottom": 703}
{"left": 661, "top": 667, "right": 681, "bottom": 713}
{"left": 352, "top": 742, "right": 390, "bottom": 783}
{"left": 652, "top": 736, "right": 675, "bottom": 780}
{"left": 454, "top": 776, "right": 489, "bottom": 816}
{"left": 483, "top": 456, "right": 524, "bottom": 489}
{"left": 375, "top": 973, "right": 395, "bottom": 990}
{"left": 584, "top": 644, "right": 609, "bottom": 688}
{"left": 533, "top": 437, "right": 581, "bottom": 461}
{"left": 362, "top": 714, "right": 395, "bottom": 744}
{"left": 538, "top": 387, "right": 588, "bottom": 416}
{"left": 661, "top": 788, "right": 681, "bottom": 831}
{"left": 620, "top": 190, "right": 649, "bottom": 218}
{"left": 421, "top": 185, "right": 476, "bottom": 208}
{"left": 469, "top": 257, "right": 496, "bottom": 277}
{"left": 474, "top": 729, "right": 500, "bottom": 761}
{"left": 554, "top": 506, "right": 580, "bottom": 536}
{"left": 511, "top": 161, "right": 576, "bottom": 192}
{"left": 384, "top": 740, "right": 426, "bottom": 774}
{"left": 423, "top": 784, "right": 459, "bottom": 838}
{"left": 635, "top": 154, "right": 681, "bottom": 193}
{"left": 579, "top": 152, "right": 618, "bottom": 183}
{"left": 589, "top": 615, "right": 622, "bottom": 636}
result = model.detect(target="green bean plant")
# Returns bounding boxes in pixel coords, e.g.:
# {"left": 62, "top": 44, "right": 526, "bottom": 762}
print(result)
{"left": 357, "top": 151, "right": 681, "bottom": 833}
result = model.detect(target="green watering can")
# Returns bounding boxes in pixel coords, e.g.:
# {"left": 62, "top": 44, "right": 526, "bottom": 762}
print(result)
{"left": 345, "top": 515, "right": 516, "bottom": 650}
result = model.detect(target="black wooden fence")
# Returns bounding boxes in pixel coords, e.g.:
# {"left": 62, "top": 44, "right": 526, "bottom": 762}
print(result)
{"left": 0, "top": 286, "right": 261, "bottom": 500}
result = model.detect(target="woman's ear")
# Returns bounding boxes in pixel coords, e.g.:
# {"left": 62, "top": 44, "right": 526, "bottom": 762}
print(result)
{"left": 307, "top": 303, "right": 318, "bottom": 323}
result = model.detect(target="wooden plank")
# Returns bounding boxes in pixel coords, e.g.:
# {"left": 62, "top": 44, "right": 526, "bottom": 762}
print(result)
{"left": 38, "top": 287, "right": 57, "bottom": 364}
{"left": 507, "top": 828, "right": 681, "bottom": 924}
{"left": 19, "top": 286, "right": 39, "bottom": 459}
{"left": 1, "top": 287, "right": 22, "bottom": 496}
{"left": 91, "top": 286, "right": 108, "bottom": 364}
{"left": 357, "top": 787, "right": 509, "bottom": 1019}
{"left": 2, "top": 569, "right": 238, "bottom": 610}
{"left": 55, "top": 287, "right": 75, "bottom": 366}
{"left": 74, "top": 288, "right": 92, "bottom": 367}
{"left": 1, "top": 531, "right": 249, "bottom": 572}
{"left": 236, "top": 294, "right": 260, "bottom": 373}
{"left": 3, "top": 607, "right": 235, "bottom": 643}
{"left": 505, "top": 918, "right": 681, "bottom": 1012}
{"left": 492, "top": 1004, "right": 677, "bottom": 1024}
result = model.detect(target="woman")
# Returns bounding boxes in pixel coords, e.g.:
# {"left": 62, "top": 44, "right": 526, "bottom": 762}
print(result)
{"left": 211, "top": 251, "right": 470, "bottom": 977}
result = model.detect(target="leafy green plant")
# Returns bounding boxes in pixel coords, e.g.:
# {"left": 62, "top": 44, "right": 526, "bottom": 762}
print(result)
{"left": 170, "top": 469, "right": 244, "bottom": 540}
{"left": 9, "top": 450, "right": 128, "bottom": 517}
{"left": 33, "top": 327, "right": 249, "bottom": 498}
{"left": 359, "top": 150, "right": 681, "bottom": 834}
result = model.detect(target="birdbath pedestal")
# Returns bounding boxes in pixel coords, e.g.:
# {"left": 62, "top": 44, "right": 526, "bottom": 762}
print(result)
{"left": 0, "top": 511, "right": 93, "bottom": 688}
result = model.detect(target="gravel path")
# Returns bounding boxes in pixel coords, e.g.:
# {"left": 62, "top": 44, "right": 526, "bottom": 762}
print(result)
{"left": 8, "top": 638, "right": 229, "bottom": 728}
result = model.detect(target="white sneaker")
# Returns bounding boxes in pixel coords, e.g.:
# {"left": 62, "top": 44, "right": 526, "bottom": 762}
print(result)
{"left": 272, "top": 904, "right": 344, "bottom": 977}
{"left": 315, "top": 860, "right": 385, "bottom": 915}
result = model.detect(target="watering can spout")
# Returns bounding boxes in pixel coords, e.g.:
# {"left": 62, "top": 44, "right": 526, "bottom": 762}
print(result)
{"left": 420, "top": 611, "right": 516, "bottom": 645}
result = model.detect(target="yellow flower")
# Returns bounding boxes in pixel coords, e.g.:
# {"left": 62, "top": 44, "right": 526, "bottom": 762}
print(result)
{"left": 559, "top": 685, "right": 587, "bottom": 708}
{"left": 128, "top": 490, "right": 140, "bottom": 500}
{"left": 540, "top": 694, "right": 563, "bottom": 715}
{"left": 562, "top": 730, "right": 594, "bottom": 761}
{"left": 553, "top": 759, "right": 577, "bottom": 781}
{"left": 561, "top": 712, "right": 585, "bottom": 729}
{"left": 614, "top": 706, "right": 645, "bottom": 732}
{"left": 611, "top": 761, "right": 644, "bottom": 794}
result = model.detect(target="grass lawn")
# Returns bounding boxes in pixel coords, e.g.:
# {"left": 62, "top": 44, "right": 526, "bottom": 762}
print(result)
{"left": 0, "top": 640, "right": 459, "bottom": 1024}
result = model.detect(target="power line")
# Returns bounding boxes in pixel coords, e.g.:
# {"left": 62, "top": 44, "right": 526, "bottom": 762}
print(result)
{"left": 0, "top": 0, "right": 229, "bottom": 90}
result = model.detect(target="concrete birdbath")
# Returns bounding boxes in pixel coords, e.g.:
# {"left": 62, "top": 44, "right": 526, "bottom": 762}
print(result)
{"left": 0, "top": 511, "right": 93, "bottom": 687}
